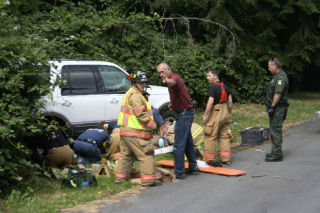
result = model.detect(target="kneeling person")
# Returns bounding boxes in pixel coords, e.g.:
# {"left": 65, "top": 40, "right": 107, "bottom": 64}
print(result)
{"left": 25, "top": 127, "right": 75, "bottom": 168}
{"left": 73, "top": 127, "right": 110, "bottom": 164}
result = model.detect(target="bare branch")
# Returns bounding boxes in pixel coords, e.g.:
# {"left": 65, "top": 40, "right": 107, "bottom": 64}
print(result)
{"left": 112, "top": 16, "right": 239, "bottom": 56}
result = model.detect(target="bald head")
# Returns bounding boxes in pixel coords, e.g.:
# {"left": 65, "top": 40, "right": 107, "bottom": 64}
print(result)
{"left": 157, "top": 62, "right": 171, "bottom": 80}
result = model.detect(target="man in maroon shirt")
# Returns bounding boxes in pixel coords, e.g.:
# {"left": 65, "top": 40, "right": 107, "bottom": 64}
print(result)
{"left": 157, "top": 62, "right": 198, "bottom": 179}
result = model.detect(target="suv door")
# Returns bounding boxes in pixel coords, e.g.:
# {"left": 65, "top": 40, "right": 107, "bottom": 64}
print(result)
{"left": 58, "top": 65, "right": 107, "bottom": 125}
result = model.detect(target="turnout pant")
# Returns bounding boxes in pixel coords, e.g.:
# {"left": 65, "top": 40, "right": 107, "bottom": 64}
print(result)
{"left": 115, "top": 135, "right": 156, "bottom": 185}
{"left": 108, "top": 128, "right": 121, "bottom": 160}
{"left": 46, "top": 145, "right": 74, "bottom": 168}
{"left": 203, "top": 103, "right": 232, "bottom": 163}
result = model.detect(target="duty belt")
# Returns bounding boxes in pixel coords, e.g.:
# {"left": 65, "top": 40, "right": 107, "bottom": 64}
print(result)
{"left": 78, "top": 138, "right": 97, "bottom": 144}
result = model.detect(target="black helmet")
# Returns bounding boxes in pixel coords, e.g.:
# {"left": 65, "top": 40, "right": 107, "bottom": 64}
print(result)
{"left": 129, "top": 70, "right": 148, "bottom": 83}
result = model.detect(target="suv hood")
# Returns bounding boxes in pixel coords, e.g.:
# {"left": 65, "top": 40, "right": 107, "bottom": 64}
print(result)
{"left": 147, "top": 85, "right": 169, "bottom": 95}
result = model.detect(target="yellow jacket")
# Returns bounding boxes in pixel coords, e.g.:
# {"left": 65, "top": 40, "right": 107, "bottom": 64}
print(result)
{"left": 118, "top": 87, "right": 156, "bottom": 139}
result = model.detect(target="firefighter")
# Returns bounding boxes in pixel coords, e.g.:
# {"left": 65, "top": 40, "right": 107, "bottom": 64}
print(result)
{"left": 202, "top": 69, "right": 233, "bottom": 166}
{"left": 115, "top": 71, "right": 159, "bottom": 186}
{"left": 103, "top": 108, "right": 163, "bottom": 161}
{"left": 25, "top": 126, "right": 75, "bottom": 168}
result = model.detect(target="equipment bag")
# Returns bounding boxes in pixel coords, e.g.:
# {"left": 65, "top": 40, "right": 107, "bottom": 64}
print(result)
{"left": 241, "top": 127, "right": 269, "bottom": 146}
{"left": 62, "top": 169, "right": 98, "bottom": 188}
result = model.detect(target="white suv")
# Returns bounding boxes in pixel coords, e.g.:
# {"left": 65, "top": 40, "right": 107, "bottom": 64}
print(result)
{"left": 42, "top": 59, "right": 171, "bottom": 137}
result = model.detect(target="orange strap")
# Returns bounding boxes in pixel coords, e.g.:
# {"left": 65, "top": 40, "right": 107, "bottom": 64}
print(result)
{"left": 213, "top": 81, "right": 227, "bottom": 103}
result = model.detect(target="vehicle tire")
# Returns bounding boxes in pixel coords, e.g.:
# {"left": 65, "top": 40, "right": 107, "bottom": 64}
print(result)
{"left": 162, "top": 111, "right": 177, "bottom": 123}
{"left": 45, "top": 116, "right": 72, "bottom": 138}
{"left": 158, "top": 103, "right": 177, "bottom": 123}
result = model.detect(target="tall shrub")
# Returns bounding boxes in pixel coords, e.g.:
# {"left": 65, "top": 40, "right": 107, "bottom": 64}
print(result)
{"left": 0, "top": 10, "right": 51, "bottom": 195}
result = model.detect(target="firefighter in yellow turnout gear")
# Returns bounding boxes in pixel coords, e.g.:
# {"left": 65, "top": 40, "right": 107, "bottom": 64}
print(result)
{"left": 115, "top": 71, "right": 158, "bottom": 186}
{"left": 203, "top": 69, "right": 233, "bottom": 167}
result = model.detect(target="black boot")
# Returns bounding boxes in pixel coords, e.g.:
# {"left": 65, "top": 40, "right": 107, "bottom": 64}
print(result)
{"left": 221, "top": 161, "right": 232, "bottom": 165}
{"left": 265, "top": 153, "right": 272, "bottom": 158}
{"left": 265, "top": 155, "right": 283, "bottom": 162}
{"left": 208, "top": 161, "right": 223, "bottom": 167}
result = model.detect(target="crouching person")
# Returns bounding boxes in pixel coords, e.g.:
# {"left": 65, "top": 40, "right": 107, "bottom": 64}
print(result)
{"left": 25, "top": 126, "right": 75, "bottom": 169}
{"left": 73, "top": 126, "right": 110, "bottom": 164}
{"left": 115, "top": 71, "right": 159, "bottom": 187}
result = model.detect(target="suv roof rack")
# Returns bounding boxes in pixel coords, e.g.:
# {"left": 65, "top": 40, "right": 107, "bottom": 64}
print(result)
{"left": 50, "top": 57, "right": 91, "bottom": 61}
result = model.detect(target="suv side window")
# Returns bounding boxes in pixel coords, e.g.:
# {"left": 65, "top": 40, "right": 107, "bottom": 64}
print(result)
{"left": 98, "top": 65, "right": 130, "bottom": 93}
{"left": 61, "top": 65, "right": 98, "bottom": 95}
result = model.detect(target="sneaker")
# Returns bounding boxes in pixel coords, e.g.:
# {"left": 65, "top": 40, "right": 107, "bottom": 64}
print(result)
{"left": 186, "top": 167, "right": 200, "bottom": 175}
{"left": 175, "top": 174, "right": 186, "bottom": 180}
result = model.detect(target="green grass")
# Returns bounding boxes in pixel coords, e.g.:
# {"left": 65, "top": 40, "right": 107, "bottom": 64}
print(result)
{"left": 1, "top": 92, "right": 320, "bottom": 213}
{"left": 0, "top": 176, "right": 135, "bottom": 213}
{"left": 215, "top": 92, "right": 320, "bottom": 145}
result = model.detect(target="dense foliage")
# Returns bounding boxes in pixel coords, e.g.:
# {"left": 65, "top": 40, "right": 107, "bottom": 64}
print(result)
{"left": 0, "top": 8, "right": 51, "bottom": 195}
{"left": 0, "top": 0, "right": 319, "bottom": 196}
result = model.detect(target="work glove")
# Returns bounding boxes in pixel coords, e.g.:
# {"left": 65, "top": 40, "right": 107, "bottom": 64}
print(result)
{"left": 158, "top": 138, "right": 165, "bottom": 147}
{"left": 268, "top": 107, "right": 275, "bottom": 117}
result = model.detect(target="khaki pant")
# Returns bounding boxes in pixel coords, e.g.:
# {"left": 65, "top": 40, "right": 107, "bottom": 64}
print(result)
{"left": 203, "top": 104, "right": 232, "bottom": 162}
{"left": 108, "top": 128, "right": 121, "bottom": 159}
{"left": 115, "top": 135, "right": 155, "bottom": 185}
{"left": 46, "top": 145, "right": 74, "bottom": 168}
{"left": 108, "top": 128, "right": 158, "bottom": 160}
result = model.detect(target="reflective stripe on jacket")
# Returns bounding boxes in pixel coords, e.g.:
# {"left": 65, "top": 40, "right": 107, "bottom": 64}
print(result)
{"left": 118, "top": 87, "right": 154, "bottom": 139}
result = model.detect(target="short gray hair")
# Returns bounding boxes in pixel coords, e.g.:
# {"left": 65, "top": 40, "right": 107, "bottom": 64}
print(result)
{"left": 269, "top": 58, "right": 281, "bottom": 68}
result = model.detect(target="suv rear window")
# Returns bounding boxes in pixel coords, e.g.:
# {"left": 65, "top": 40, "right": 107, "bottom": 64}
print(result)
{"left": 60, "top": 65, "right": 130, "bottom": 96}
{"left": 61, "top": 65, "right": 98, "bottom": 95}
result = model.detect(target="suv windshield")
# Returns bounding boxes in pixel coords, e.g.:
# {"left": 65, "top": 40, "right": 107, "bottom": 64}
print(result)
{"left": 98, "top": 65, "right": 131, "bottom": 93}
{"left": 61, "top": 65, "right": 131, "bottom": 95}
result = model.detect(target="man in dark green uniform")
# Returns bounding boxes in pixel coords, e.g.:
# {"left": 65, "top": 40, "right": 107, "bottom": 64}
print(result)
{"left": 265, "top": 58, "right": 289, "bottom": 162}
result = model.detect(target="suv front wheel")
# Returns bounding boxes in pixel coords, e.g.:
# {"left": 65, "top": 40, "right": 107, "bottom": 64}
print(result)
{"left": 159, "top": 103, "right": 177, "bottom": 123}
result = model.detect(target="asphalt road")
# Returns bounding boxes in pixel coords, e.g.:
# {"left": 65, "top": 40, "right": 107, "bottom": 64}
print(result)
{"left": 64, "top": 119, "right": 320, "bottom": 213}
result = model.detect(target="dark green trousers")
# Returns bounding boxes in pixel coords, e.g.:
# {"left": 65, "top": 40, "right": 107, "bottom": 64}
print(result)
{"left": 269, "top": 106, "right": 286, "bottom": 158}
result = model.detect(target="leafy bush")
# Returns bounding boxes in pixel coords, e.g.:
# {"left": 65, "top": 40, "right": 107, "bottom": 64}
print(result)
{"left": 0, "top": 12, "right": 51, "bottom": 195}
